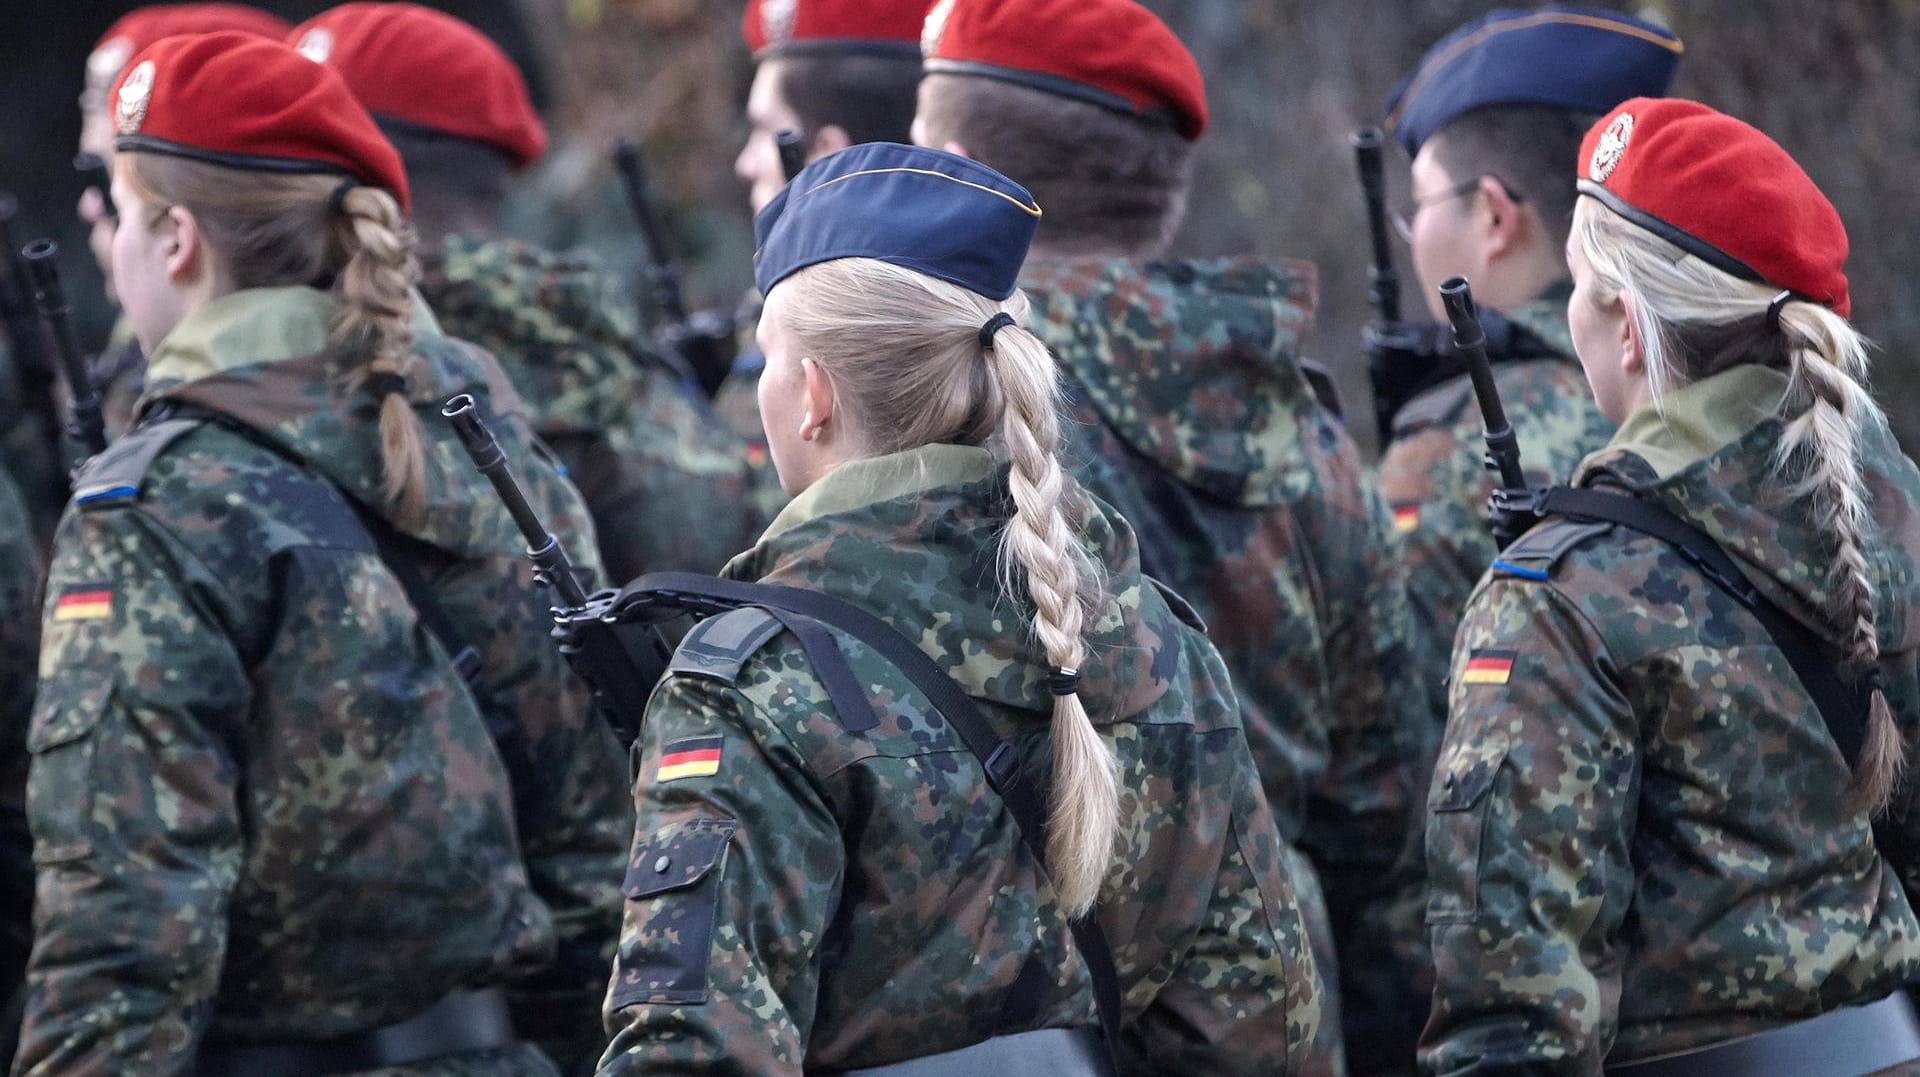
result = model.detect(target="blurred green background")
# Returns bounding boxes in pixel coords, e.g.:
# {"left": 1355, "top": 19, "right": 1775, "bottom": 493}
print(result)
{"left": 6, "top": 0, "right": 1915, "bottom": 457}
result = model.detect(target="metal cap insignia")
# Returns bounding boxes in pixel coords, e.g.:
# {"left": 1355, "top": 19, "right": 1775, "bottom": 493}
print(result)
{"left": 1589, "top": 112, "right": 1634, "bottom": 183}
{"left": 115, "top": 59, "right": 156, "bottom": 136}
{"left": 296, "top": 28, "right": 334, "bottom": 64}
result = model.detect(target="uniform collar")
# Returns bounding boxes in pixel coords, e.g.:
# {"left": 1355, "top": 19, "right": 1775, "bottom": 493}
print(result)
{"left": 146, "top": 285, "right": 443, "bottom": 387}
{"left": 758, "top": 443, "right": 997, "bottom": 545}
{"left": 1603, "top": 363, "right": 1789, "bottom": 479}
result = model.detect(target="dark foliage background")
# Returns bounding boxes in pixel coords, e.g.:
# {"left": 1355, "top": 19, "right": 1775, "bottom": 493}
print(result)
{"left": 6, "top": 0, "right": 1914, "bottom": 456}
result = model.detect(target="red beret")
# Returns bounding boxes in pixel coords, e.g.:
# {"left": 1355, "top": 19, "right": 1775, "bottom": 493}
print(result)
{"left": 290, "top": 3, "right": 546, "bottom": 170}
{"left": 922, "top": 0, "right": 1207, "bottom": 140}
{"left": 85, "top": 4, "right": 291, "bottom": 109}
{"left": 112, "top": 32, "right": 410, "bottom": 212}
{"left": 1579, "top": 97, "right": 1848, "bottom": 317}
{"left": 741, "top": 0, "right": 932, "bottom": 59}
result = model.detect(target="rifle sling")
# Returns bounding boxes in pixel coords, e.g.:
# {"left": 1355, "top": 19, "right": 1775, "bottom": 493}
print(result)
{"left": 617, "top": 571, "right": 1126, "bottom": 1059}
{"left": 1536, "top": 486, "right": 1872, "bottom": 768}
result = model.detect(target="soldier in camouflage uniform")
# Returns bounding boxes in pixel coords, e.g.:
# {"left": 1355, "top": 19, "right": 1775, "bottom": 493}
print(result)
{"left": 602, "top": 144, "right": 1330, "bottom": 1075}
{"left": 295, "top": 3, "right": 779, "bottom": 583}
{"left": 919, "top": 1, "right": 1430, "bottom": 1068}
{"left": 18, "top": 36, "right": 628, "bottom": 1074}
{"left": 1373, "top": 6, "right": 1682, "bottom": 707}
{"left": 1425, "top": 99, "right": 1920, "bottom": 1075}
{"left": 0, "top": 467, "right": 38, "bottom": 1071}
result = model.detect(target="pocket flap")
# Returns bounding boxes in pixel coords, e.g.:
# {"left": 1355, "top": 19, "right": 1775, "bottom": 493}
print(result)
{"left": 28, "top": 674, "right": 115, "bottom": 753}
{"left": 1429, "top": 735, "right": 1508, "bottom": 812}
{"left": 623, "top": 819, "right": 737, "bottom": 900}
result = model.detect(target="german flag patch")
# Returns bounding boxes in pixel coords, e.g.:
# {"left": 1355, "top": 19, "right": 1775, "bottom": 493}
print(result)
{"left": 52, "top": 585, "right": 114, "bottom": 623}
{"left": 1461, "top": 648, "right": 1516, "bottom": 686}
{"left": 656, "top": 736, "right": 724, "bottom": 783}
{"left": 1391, "top": 502, "right": 1421, "bottom": 534}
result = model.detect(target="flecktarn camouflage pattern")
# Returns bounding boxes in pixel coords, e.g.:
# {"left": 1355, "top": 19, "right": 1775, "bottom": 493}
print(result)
{"left": 1423, "top": 364, "right": 1920, "bottom": 1073}
{"left": 600, "top": 443, "right": 1334, "bottom": 1075}
{"left": 419, "top": 235, "right": 782, "bottom": 583}
{"left": 1023, "top": 256, "right": 1429, "bottom": 1069}
{"left": 18, "top": 286, "right": 629, "bottom": 1076}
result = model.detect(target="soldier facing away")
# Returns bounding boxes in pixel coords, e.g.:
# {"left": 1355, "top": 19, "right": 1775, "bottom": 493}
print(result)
{"left": 294, "top": 1, "right": 780, "bottom": 585}
{"left": 600, "top": 142, "right": 1329, "bottom": 1075}
{"left": 18, "top": 33, "right": 627, "bottom": 1075}
{"left": 1424, "top": 97, "right": 1920, "bottom": 1075}
{"left": 916, "top": 0, "right": 1432, "bottom": 1068}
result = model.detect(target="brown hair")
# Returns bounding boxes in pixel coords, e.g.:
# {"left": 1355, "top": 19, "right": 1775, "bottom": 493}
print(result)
{"left": 916, "top": 72, "right": 1193, "bottom": 258}
{"left": 120, "top": 154, "right": 428, "bottom": 527}
{"left": 773, "top": 256, "right": 1118, "bottom": 915}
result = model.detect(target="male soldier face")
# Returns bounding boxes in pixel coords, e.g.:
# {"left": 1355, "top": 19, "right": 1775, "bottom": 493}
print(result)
{"left": 1405, "top": 139, "right": 1491, "bottom": 322}
{"left": 78, "top": 109, "right": 119, "bottom": 304}
{"left": 737, "top": 60, "right": 805, "bottom": 214}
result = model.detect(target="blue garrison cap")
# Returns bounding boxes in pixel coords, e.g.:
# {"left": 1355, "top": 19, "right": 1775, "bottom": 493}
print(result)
{"left": 753, "top": 142, "right": 1043, "bottom": 300}
{"left": 1385, "top": 5, "right": 1682, "bottom": 157}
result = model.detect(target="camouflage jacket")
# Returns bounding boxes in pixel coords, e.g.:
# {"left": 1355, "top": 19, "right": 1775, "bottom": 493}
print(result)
{"left": 601, "top": 443, "right": 1335, "bottom": 1075}
{"left": 1024, "top": 256, "right": 1427, "bottom": 1055}
{"left": 1424, "top": 364, "right": 1920, "bottom": 1074}
{"left": 17, "top": 287, "right": 630, "bottom": 1076}
{"left": 0, "top": 464, "right": 39, "bottom": 1026}
{"left": 1376, "top": 281, "right": 1615, "bottom": 716}
{"left": 419, "top": 236, "right": 781, "bottom": 583}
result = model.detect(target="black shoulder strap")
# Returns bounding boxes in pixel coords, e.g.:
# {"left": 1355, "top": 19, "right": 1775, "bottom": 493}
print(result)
{"left": 1536, "top": 486, "right": 1872, "bottom": 768}
{"left": 617, "top": 570, "right": 1126, "bottom": 1058}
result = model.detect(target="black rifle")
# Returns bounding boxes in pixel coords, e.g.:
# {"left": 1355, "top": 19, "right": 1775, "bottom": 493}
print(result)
{"left": 21, "top": 241, "right": 107, "bottom": 459}
{"left": 0, "top": 201, "right": 64, "bottom": 471}
{"left": 775, "top": 129, "right": 807, "bottom": 182}
{"left": 72, "top": 154, "right": 115, "bottom": 223}
{"left": 443, "top": 394, "right": 671, "bottom": 747}
{"left": 1441, "top": 276, "right": 1544, "bottom": 547}
{"left": 611, "top": 139, "right": 740, "bottom": 399}
{"left": 1352, "top": 127, "right": 1448, "bottom": 445}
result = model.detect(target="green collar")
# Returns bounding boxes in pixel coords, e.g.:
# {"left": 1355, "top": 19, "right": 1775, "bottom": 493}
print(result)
{"left": 760, "top": 443, "right": 997, "bottom": 544}
{"left": 147, "top": 286, "right": 443, "bottom": 387}
{"left": 1606, "top": 364, "right": 1790, "bottom": 478}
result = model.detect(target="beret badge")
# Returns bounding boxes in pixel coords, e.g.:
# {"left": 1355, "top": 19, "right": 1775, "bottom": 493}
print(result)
{"left": 1589, "top": 112, "right": 1634, "bottom": 183}
{"left": 295, "top": 28, "right": 334, "bottom": 63}
{"left": 115, "top": 59, "right": 156, "bottom": 136}
{"left": 921, "top": 0, "right": 955, "bottom": 56}
{"left": 761, "top": 0, "right": 797, "bottom": 49}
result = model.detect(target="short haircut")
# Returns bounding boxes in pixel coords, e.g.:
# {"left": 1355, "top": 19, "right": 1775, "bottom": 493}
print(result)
{"left": 1427, "top": 103, "right": 1597, "bottom": 254}
{"left": 773, "top": 51, "right": 923, "bottom": 147}
{"left": 378, "top": 118, "right": 517, "bottom": 243}
{"left": 916, "top": 72, "right": 1193, "bottom": 257}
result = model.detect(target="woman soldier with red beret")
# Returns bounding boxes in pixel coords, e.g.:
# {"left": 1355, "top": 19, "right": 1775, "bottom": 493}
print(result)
{"left": 17, "top": 33, "right": 628, "bottom": 1076}
{"left": 1423, "top": 99, "right": 1920, "bottom": 1075}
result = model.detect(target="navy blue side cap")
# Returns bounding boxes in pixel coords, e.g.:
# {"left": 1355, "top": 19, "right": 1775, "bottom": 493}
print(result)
{"left": 753, "top": 142, "right": 1042, "bottom": 300}
{"left": 1384, "top": 5, "right": 1682, "bottom": 157}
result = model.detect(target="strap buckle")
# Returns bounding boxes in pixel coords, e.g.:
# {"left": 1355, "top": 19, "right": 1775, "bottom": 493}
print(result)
{"left": 983, "top": 741, "right": 1022, "bottom": 793}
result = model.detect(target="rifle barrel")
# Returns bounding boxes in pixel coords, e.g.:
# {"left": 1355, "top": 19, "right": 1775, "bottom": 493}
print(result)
{"left": 775, "top": 129, "right": 806, "bottom": 182}
{"left": 1351, "top": 127, "right": 1401, "bottom": 324}
{"left": 612, "top": 139, "right": 689, "bottom": 325}
{"left": 1441, "top": 276, "right": 1528, "bottom": 491}
{"left": 442, "top": 394, "right": 591, "bottom": 608}
{"left": 21, "top": 240, "right": 107, "bottom": 457}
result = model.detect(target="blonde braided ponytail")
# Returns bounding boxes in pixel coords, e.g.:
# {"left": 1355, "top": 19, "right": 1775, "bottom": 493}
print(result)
{"left": 332, "top": 184, "right": 427, "bottom": 529}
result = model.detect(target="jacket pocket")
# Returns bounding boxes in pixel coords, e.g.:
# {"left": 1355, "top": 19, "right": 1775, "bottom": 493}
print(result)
{"left": 1424, "top": 735, "right": 1507, "bottom": 925}
{"left": 608, "top": 818, "right": 737, "bottom": 1010}
{"left": 26, "top": 675, "right": 116, "bottom": 865}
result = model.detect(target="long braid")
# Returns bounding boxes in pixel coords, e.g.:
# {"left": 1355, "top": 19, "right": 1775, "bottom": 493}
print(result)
{"left": 333, "top": 185, "right": 427, "bottom": 529}
{"left": 984, "top": 309, "right": 1117, "bottom": 918}
{"left": 1774, "top": 302, "right": 1903, "bottom": 811}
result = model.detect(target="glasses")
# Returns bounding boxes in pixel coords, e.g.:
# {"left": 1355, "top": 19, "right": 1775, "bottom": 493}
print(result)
{"left": 1392, "top": 176, "right": 1522, "bottom": 242}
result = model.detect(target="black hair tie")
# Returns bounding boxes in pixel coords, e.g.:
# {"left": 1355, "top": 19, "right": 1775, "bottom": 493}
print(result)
{"left": 1048, "top": 666, "right": 1081, "bottom": 697}
{"left": 364, "top": 371, "right": 406, "bottom": 399}
{"left": 978, "top": 311, "right": 1017, "bottom": 349}
{"left": 329, "top": 178, "right": 360, "bottom": 217}
{"left": 1765, "top": 289, "right": 1795, "bottom": 333}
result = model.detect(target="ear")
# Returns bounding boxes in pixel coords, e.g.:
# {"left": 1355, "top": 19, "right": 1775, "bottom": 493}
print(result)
{"left": 800, "top": 356, "right": 835, "bottom": 437}
{"left": 809, "top": 124, "right": 852, "bottom": 160}
{"left": 941, "top": 140, "right": 972, "bottom": 160}
{"left": 1618, "top": 292, "right": 1645, "bottom": 375}
{"left": 163, "top": 205, "right": 203, "bottom": 284}
{"left": 1479, "top": 176, "right": 1524, "bottom": 258}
